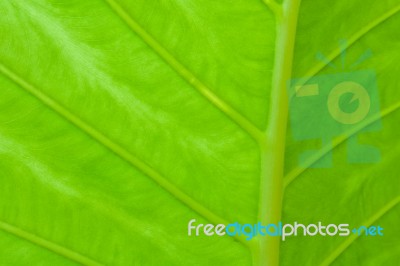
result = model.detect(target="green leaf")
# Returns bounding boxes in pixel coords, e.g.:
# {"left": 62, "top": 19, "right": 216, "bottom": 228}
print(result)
{"left": 0, "top": 0, "right": 399, "bottom": 265}
{"left": 283, "top": 1, "right": 400, "bottom": 265}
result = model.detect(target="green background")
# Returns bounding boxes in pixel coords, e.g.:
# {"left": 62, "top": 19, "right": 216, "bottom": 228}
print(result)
{"left": 0, "top": 0, "right": 399, "bottom": 265}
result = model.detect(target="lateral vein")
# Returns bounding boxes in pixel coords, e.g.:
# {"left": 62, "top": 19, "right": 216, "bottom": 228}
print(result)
{"left": 299, "top": 4, "right": 400, "bottom": 88}
{"left": 103, "top": 0, "right": 265, "bottom": 145}
{"left": 284, "top": 101, "right": 400, "bottom": 187}
{"left": 0, "top": 220, "right": 103, "bottom": 266}
{"left": 0, "top": 63, "right": 232, "bottom": 241}
{"left": 319, "top": 196, "right": 400, "bottom": 266}
{"left": 261, "top": 0, "right": 282, "bottom": 17}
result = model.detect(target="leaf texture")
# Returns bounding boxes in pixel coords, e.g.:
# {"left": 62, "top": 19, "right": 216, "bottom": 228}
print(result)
{"left": 0, "top": 0, "right": 399, "bottom": 265}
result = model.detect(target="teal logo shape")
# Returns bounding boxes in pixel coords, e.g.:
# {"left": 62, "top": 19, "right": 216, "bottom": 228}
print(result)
{"left": 288, "top": 43, "right": 381, "bottom": 168}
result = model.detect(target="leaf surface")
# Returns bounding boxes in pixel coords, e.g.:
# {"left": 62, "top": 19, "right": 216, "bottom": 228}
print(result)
{"left": 0, "top": 0, "right": 399, "bottom": 265}
{"left": 283, "top": 1, "right": 400, "bottom": 265}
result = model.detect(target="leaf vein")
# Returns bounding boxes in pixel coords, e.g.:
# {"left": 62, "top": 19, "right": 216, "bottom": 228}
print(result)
{"left": 319, "top": 196, "right": 400, "bottom": 266}
{"left": 261, "top": 0, "right": 282, "bottom": 17}
{"left": 0, "top": 63, "right": 232, "bottom": 240}
{"left": 284, "top": 101, "right": 400, "bottom": 187}
{"left": 300, "top": 4, "right": 400, "bottom": 87}
{"left": 103, "top": 0, "right": 265, "bottom": 145}
{"left": 0, "top": 220, "right": 103, "bottom": 266}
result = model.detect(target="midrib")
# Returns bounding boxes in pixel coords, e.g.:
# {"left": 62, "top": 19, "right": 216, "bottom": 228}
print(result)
{"left": 255, "top": 0, "right": 301, "bottom": 265}
{"left": 257, "top": 2, "right": 400, "bottom": 266}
